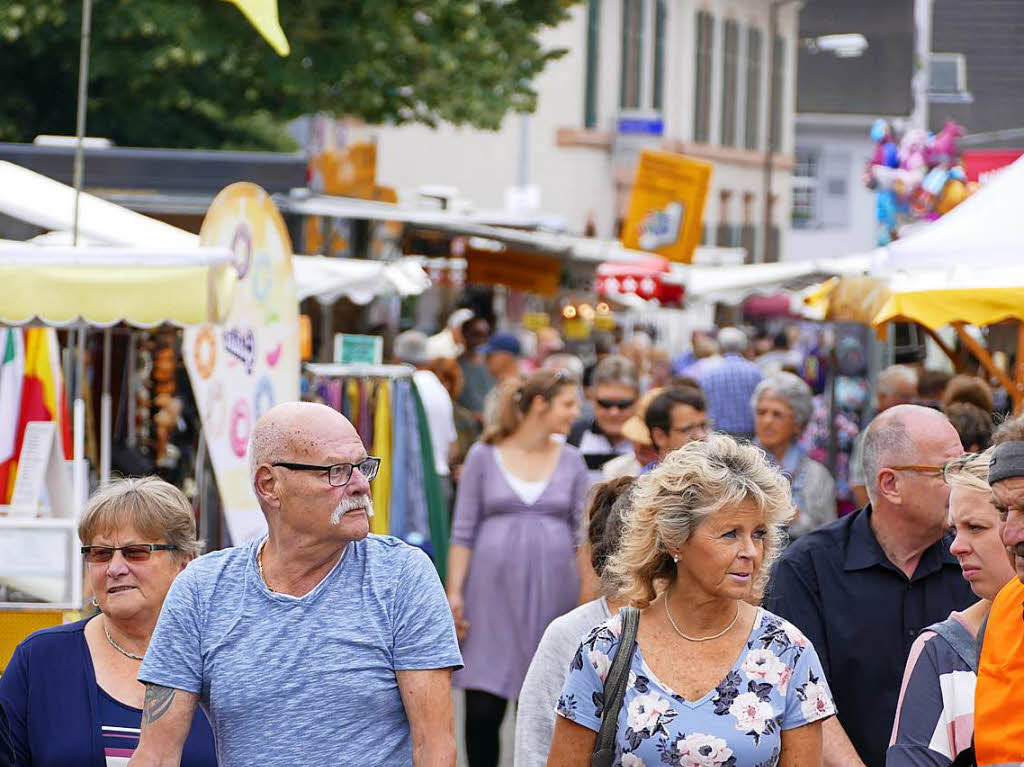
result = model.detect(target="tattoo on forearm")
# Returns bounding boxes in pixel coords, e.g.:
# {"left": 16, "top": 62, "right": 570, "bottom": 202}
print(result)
{"left": 143, "top": 684, "right": 177, "bottom": 725}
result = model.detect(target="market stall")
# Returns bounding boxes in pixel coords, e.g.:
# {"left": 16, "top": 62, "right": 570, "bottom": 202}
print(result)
{"left": 0, "top": 241, "right": 234, "bottom": 626}
{"left": 805, "top": 156, "right": 1024, "bottom": 411}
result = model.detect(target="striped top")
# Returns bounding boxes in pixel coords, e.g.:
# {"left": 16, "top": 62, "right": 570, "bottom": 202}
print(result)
{"left": 97, "top": 686, "right": 216, "bottom": 767}
{"left": 888, "top": 612, "right": 976, "bottom": 766}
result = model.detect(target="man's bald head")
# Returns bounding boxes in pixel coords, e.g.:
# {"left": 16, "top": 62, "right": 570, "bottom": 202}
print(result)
{"left": 862, "top": 404, "right": 961, "bottom": 504}
{"left": 248, "top": 402, "right": 359, "bottom": 481}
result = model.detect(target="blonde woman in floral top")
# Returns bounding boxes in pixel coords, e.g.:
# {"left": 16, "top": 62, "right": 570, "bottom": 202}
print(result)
{"left": 547, "top": 435, "right": 836, "bottom": 767}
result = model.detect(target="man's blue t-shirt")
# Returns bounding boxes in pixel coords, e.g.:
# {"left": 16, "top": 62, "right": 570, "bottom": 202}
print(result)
{"left": 139, "top": 535, "right": 463, "bottom": 766}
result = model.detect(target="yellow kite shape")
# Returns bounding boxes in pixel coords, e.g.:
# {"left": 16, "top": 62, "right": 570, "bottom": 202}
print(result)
{"left": 225, "top": 0, "right": 290, "bottom": 56}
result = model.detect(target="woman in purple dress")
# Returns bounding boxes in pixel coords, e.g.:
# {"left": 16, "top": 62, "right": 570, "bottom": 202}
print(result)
{"left": 447, "top": 369, "right": 590, "bottom": 767}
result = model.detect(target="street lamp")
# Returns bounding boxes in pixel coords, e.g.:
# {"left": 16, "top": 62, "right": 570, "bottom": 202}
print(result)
{"left": 760, "top": 0, "right": 867, "bottom": 262}
{"left": 802, "top": 33, "right": 868, "bottom": 58}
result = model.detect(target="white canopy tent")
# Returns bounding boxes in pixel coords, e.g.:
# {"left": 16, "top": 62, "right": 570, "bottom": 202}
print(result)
{"left": 881, "top": 154, "right": 1024, "bottom": 272}
{"left": 292, "top": 255, "right": 431, "bottom": 304}
{"left": 0, "top": 161, "right": 199, "bottom": 248}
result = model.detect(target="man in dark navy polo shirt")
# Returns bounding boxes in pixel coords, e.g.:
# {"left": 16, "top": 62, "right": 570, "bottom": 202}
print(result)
{"left": 766, "top": 405, "right": 975, "bottom": 767}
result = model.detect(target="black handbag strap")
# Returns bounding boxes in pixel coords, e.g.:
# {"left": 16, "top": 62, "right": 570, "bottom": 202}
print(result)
{"left": 925, "top": 617, "right": 979, "bottom": 674}
{"left": 591, "top": 606, "right": 640, "bottom": 767}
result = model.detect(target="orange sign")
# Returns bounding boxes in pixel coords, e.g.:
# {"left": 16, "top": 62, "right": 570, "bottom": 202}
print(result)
{"left": 622, "top": 150, "right": 712, "bottom": 264}
{"left": 466, "top": 248, "right": 561, "bottom": 296}
{"left": 310, "top": 141, "right": 377, "bottom": 199}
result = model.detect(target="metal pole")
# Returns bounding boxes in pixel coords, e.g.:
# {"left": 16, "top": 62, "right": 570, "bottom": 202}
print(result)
{"left": 319, "top": 301, "right": 334, "bottom": 362}
{"left": 196, "top": 431, "right": 210, "bottom": 543}
{"left": 71, "top": 0, "right": 94, "bottom": 246}
{"left": 126, "top": 333, "right": 137, "bottom": 446}
{"left": 100, "top": 327, "right": 111, "bottom": 485}
{"left": 73, "top": 328, "right": 87, "bottom": 514}
{"left": 910, "top": 0, "right": 933, "bottom": 132}
{"left": 761, "top": 0, "right": 802, "bottom": 264}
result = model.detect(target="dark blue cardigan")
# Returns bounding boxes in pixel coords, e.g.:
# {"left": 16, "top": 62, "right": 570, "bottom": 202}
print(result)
{"left": 0, "top": 617, "right": 215, "bottom": 766}
{"left": 0, "top": 700, "right": 13, "bottom": 767}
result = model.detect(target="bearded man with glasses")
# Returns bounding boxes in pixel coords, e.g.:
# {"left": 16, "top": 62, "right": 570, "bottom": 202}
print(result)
{"left": 129, "top": 402, "right": 463, "bottom": 767}
{"left": 766, "top": 404, "right": 974, "bottom": 767}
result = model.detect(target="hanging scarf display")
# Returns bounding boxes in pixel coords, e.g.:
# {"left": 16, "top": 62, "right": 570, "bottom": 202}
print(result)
{"left": 357, "top": 379, "right": 371, "bottom": 445}
{"left": 369, "top": 379, "right": 391, "bottom": 536}
{"left": 411, "top": 381, "right": 449, "bottom": 580}
{"left": 345, "top": 379, "right": 360, "bottom": 430}
{"left": 403, "top": 383, "right": 429, "bottom": 547}
{"left": 388, "top": 380, "right": 410, "bottom": 540}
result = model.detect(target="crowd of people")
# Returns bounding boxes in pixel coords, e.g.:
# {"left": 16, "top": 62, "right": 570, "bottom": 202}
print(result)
{"left": 0, "top": 313, "right": 1022, "bottom": 767}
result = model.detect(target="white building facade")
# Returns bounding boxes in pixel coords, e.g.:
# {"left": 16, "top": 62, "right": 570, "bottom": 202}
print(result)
{"left": 374, "top": 0, "right": 799, "bottom": 262}
{"left": 788, "top": 0, "right": 915, "bottom": 262}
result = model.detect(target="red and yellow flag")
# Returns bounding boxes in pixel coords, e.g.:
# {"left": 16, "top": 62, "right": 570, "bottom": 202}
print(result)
{"left": 3, "top": 328, "right": 71, "bottom": 503}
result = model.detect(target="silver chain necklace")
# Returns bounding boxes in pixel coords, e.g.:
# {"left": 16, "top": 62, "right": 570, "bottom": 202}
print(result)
{"left": 103, "top": 620, "right": 145, "bottom": 661}
{"left": 664, "top": 592, "right": 740, "bottom": 642}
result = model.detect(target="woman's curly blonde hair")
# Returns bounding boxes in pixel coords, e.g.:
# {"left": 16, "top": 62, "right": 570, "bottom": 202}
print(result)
{"left": 605, "top": 433, "right": 795, "bottom": 608}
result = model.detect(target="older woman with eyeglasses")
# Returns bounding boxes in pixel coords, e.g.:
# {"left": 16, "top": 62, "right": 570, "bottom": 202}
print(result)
{"left": 888, "top": 451, "right": 1016, "bottom": 766}
{"left": 0, "top": 477, "right": 216, "bottom": 767}
{"left": 752, "top": 372, "right": 837, "bottom": 538}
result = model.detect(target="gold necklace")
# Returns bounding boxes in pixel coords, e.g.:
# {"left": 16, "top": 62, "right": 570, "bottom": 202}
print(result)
{"left": 256, "top": 539, "right": 273, "bottom": 591}
{"left": 664, "top": 592, "right": 740, "bottom": 642}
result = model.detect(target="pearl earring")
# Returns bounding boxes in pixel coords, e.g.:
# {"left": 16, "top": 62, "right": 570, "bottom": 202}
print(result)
{"left": 672, "top": 555, "right": 679, "bottom": 563}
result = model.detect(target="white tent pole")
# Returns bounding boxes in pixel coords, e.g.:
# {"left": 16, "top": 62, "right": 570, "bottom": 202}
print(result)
{"left": 73, "top": 328, "right": 87, "bottom": 512}
{"left": 100, "top": 327, "right": 111, "bottom": 486}
{"left": 127, "top": 333, "right": 136, "bottom": 447}
{"left": 71, "top": 0, "right": 94, "bottom": 247}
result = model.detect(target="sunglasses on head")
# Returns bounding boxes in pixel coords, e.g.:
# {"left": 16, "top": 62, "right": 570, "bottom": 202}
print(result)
{"left": 81, "top": 543, "right": 179, "bottom": 564}
{"left": 596, "top": 398, "right": 635, "bottom": 410}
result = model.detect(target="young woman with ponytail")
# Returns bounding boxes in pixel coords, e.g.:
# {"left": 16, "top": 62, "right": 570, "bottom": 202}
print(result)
{"left": 447, "top": 369, "right": 589, "bottom": 767}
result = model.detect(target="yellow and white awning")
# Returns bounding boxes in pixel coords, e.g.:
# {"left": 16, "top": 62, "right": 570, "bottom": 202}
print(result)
{"left": 0, "top": 242, "right": 235, "bottom": 327}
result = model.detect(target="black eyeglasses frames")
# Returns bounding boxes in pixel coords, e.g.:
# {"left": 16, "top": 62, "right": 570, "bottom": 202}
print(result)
{"left": 271, "top": 456, "right": 382, "bottom": 487}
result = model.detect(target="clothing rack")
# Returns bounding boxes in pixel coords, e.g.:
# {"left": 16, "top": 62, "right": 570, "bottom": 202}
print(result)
{"left": 304, "top": 362, "right": 414, "bottom": 379}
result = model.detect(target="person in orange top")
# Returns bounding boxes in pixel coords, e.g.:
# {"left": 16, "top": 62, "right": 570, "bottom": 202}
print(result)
{"left": 974, "top": 415, "right": 1024, "bottom": 766}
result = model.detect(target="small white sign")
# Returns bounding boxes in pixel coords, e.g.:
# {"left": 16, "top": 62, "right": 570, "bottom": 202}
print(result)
{"left": 8, "top": 421, "right": 73, "bottom": 517}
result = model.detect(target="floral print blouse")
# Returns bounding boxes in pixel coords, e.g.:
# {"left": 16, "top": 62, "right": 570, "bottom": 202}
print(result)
{"left": 556, "top": 608, "right": 836, "bottom": 766}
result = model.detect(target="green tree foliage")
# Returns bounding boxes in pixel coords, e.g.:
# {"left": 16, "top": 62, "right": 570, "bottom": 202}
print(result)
{"left": 0, "top": 0, "right": 573, "bottom": 149}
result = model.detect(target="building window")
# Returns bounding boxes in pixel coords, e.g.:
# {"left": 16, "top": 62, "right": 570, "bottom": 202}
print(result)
{"left": 720, "top": 20, "right": 739, "bottom": 147}
{"left": 744, "top": 28, "right": 762, "bottom": 150}
{"left": 620, "top": 0, "right": 645, "bottom": 109}
{"left": 584, "top": 0, "right": 601, "bottom": 127}
{"left": 792, "top": 148, "right": 819, "bottom": 229}
{"left": 771, "top": 35, "right": 785, "bottom": 152}
{"left": 694, "top": 11, "right": 714, "bottom": 143}
{"left": 929, "top": 53, "right": 972, "bottom": 103}
{"left": 792, "top": 147, "right": 849, "bottom": 229}
{"left": 652, "top": 0, "right": 667, "bottom": 111}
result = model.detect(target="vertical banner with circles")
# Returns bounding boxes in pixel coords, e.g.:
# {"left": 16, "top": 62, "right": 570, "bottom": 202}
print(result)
{"left": 184, "top": 183, "right": 300, "bottom": 544}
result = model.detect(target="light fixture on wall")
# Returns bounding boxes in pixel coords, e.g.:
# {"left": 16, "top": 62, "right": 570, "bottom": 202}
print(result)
{"left": 761, "top": 0, "right": 868, "bottom": 263}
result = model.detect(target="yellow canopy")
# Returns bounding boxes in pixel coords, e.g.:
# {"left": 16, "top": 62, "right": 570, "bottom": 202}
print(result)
{"left": 804, "top": 269, "right": 1024, "bottom": 332}
{"left": 0, "top": 244, "right": 236, "bottom": 327}
{"left": 873, "top": 287, "right": 1024, "bottom": 331}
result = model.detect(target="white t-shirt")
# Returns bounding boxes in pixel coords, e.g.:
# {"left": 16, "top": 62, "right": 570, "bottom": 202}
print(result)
{"left": 412, "top": 369, "right": 457, "bottom": 477}
{"left": 494, "top": 449, "right": 549, "bottom": 505}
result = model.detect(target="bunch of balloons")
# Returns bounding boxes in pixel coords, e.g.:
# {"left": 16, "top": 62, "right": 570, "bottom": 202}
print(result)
{"left": 865, "top": 118, "right": 975, "bottom": 244}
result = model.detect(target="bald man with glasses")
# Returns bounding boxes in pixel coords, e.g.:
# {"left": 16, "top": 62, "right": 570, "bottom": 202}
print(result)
{"left": 130, "top": 402, "right": 462, "bottom": 767}
{"left": 766, "top": 405, "right": 975, "bottom": 767}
